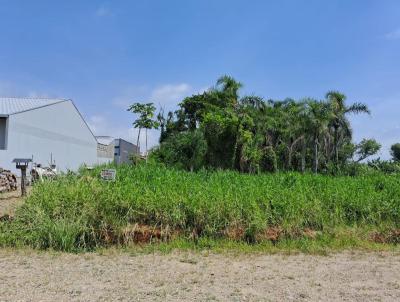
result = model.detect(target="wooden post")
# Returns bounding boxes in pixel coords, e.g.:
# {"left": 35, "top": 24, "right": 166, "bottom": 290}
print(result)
{"left": 12, "top": 158, "right": 32, "bottom": 197}
{"left": 21, "top": 167, "right": 27, "bottom": 196}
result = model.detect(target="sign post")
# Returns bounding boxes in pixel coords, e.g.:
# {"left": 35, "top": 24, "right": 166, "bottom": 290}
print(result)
{"left": 12, "top": 158, "right": 32, "bottom": 196}
{"left": 100, "top": 169, "right": 116, "bottom": 181}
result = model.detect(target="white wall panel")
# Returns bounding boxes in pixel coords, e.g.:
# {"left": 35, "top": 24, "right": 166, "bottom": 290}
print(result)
{"left": 0, "top": 101, "right": 98, "bottom": 174}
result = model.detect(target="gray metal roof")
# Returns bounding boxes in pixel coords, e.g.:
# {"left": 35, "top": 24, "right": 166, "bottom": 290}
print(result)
{"left": 0, "top": 97, "right": 68, "bottom": 116}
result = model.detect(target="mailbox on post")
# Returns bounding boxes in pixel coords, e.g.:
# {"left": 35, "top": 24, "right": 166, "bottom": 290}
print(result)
{"left": 12, "top": 158, "right": 32, "bottom": 196}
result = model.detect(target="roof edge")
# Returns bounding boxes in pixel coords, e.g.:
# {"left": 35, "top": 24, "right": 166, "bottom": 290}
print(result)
{"left": 116, "top": 137, "right": 137, "bottom": 146}
{"left": 7, "top": 98, "right": 98, "bottom": 144}
{"left": 8, "top": 99, "right": 69, "bottom": 116}
{"left": 68, "top": 100, "right": 98, "bottom": 143}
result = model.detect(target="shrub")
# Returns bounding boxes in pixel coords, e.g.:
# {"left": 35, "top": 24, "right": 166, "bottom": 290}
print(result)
{"left": 368, "top": 159, "right": 400, "bottom": 174}
{"left": 151, "top": 130, "right": 207, "bottom": 171}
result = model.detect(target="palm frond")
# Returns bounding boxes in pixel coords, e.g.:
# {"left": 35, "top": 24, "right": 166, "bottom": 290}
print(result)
{"left": 345, "top": 102, "right": 370, "bottom": 115}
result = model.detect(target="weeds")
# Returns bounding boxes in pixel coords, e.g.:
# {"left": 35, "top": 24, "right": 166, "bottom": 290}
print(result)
{"left": 1, "top": 163, "right": 399, "bottom": 252}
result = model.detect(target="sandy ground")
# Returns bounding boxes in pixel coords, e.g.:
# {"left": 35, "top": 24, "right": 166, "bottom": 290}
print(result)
{"left": 1, "top": 189, "right": 399, "bottom": 301}
{"left": 0, "top": 250, "right": 399, "bottom": 302}
{"left": 0, "top": 189, "right": 24, "bottom": 217}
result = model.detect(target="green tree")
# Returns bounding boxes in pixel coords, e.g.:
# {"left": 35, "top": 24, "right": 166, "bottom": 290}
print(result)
{"left": 127, "top": 102, "right": 159, "bottom": 159}
{"left": 260, "top": 146, "right": 277, "bottom": 172}
{"left": 354, "top": 139, "right": 381, "bottom": 162}
{"left": 151, "top": 76, "right": 376, "bottom": 175}
{"left": 153, "top": 130, "right": 207, "bottom": 171}
{"left": 215, "top": 75, "right": 243, "bottom": 105}
{"left": 326, "top": 91, "right": 370, "bottom": 166}
{"left": 304, "top": 99, "right": 331, "bottom": 173}
{"left": 391, "top": 143, "right": 400, "bottom": 162}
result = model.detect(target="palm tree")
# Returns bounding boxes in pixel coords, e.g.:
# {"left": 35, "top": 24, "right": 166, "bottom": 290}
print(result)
{"left": 326, "top": 91, "right": 370, "bottom": 165}
{"left": 284, "top": 101, "right": 305, "bottom": 170}
{"left": 305, "top": 99, "right": 331, "bottom": 173}
{"left": 215, "top": 75, "right": 243, "bottom": 107}
{"left": 127, "top": 102, "right": 159, "bottom": 160}
{"left": 297, "top": 100, "right": 310, "bottom": 172}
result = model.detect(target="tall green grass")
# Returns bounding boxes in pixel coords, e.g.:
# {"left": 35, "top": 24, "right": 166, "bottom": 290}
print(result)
{"left": 1, "top": 163, "right": 399, "bottom": 251}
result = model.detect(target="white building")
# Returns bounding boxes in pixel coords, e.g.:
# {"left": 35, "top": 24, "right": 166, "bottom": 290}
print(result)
{"left": 96, "top": 136, "right": 115, "bottom": 165}
{"left": 96, "top": 136, "right": 139, "bottom": 164}
{"left": 0, "top": 97, "right": 98, "bottom": 173}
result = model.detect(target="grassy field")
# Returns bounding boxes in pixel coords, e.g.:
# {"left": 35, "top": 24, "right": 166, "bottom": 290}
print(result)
{"left": 1, "top": 163, "right": 399, "bottom": 252}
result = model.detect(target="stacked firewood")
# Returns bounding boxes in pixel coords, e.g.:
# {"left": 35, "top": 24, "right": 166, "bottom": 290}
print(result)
{"left": 0, "top": 168, "right": 17, "bottom": 193}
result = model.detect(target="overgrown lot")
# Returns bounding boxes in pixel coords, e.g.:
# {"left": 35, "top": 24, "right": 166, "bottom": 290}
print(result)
{"left": 1, "top": 164, "right": 400, "bottom": 252}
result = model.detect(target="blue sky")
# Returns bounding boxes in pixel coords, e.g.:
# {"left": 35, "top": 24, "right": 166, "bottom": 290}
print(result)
{"left": 0, "top": 0, "right": 399, "bottom": 158}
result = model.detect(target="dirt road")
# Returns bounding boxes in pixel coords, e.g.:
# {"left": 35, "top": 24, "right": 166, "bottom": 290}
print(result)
{"left": 0, "top": 250, "right": 399, "bottom": 301}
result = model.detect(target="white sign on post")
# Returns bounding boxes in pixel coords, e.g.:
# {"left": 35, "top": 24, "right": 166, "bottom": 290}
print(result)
{"left": 100, "top": 169, "right": 116, "bottom": 181}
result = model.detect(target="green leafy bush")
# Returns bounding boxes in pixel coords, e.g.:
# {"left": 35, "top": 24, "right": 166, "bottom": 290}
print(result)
{"left": 151, "top": 129, "right": 207, "bottom": 171}
{"left": 368, "top": 159, "right": 400, "bottom": 174}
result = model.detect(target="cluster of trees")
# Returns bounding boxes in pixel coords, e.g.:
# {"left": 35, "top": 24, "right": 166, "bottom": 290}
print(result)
{"left": 130, "top": 76, "right": 399, "bottom": 174}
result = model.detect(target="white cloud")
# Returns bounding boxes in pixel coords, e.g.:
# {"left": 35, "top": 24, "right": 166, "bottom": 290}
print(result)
{"left": 112, "top": 83, "right": 196, "bottom": 150}
{"left": 384, "top": 28, "right": 400, "bottom": 40}
{"left": 95, "top": 5, "right": 111, "bottom": 17}
{"left": 87, "top": 114, "right": 133, "bottom": 140}
{"left": 196, "top": 86, "right": 210, "bottom": 95}
{"left": 107, "top": 82, "right": 210, "bottom": 152}
{"left": 150, "top": 83, "right": 192, "bottom": 105}
{"left": 112, "top": 83, "right": 207, "bottom": 111}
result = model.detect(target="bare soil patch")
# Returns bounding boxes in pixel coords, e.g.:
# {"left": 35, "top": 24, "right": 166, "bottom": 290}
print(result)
{"left": 0, "top": 250, "right": 399, "bottom": 301}
{"left": 0, "top": 189, "right": 25, "bottom": 217}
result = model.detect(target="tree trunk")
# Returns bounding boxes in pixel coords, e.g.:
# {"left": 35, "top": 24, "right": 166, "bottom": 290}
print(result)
{"left": 239, "top": 148, "right": 246, "bottom": 173}
{"left": 145, "top": 128, "right": 148, "bottom": 163}
{"left": 232, "top": 136, "right": 238, "bottom": 170}
{"left": 333, "top": 126, "right": 339, "bottom": 165}
{"left": 313, "top": 135, "right": 318, "bottom": 174}
{"left": 301, "top": 139, "right": 306, "bottom": 173}
{"left": 288, "top": 136, "right": 302, "bottom": 171}
{"left": 231, "top": 124, "right": 241, "bottom": 169}
{"left": 288, "top": 147, "right": 293, "bottom": 170}
{"left": 136, "top": 128, "right": 141, "bottom": 154}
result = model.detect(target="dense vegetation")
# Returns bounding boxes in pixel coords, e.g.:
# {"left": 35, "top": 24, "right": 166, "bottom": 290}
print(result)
{"left": 1, "top": 164, "right": 399, "bottom": 252}
{"left": 1, "top": 75, "right": 398, "bottom": 252}
{"left": 151, "top": 76, "right": 399, "bottom": 174}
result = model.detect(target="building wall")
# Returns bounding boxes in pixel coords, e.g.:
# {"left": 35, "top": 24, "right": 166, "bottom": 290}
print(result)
{"left": 96, "top": 142, "right": 114, "bottom": 165}
{"left": 0, "top": 117, "right": 7, "bottom": 150}
{"left": 0, "top": 101, "right": 98, "bottom": 173}
{"left": 97, "top": 142, "right": 114, "bottom": 159}
{"left": 114, "top": 139, "right": 139, "bottom": 164}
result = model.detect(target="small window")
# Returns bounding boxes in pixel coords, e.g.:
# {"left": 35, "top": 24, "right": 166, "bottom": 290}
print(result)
{"left": 0, "top": 117, "right": 7, "bottom": 150}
